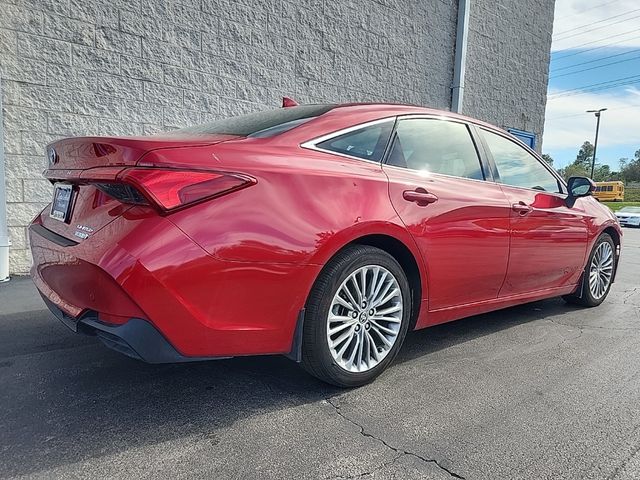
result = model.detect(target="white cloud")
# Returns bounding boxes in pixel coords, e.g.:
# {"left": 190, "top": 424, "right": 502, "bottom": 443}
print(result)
{"left": 552, "top": 0, "right": 640, "bottom": 52}
{"left": 627, "top": 86, "right": 640, "bottom": 97}
{"left": 543, "top": 89, "right": 640, "bottom": 151}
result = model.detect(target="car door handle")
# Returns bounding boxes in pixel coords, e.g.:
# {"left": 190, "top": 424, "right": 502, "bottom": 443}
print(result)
{"left": 512, "top": 201, "right": 533, "bottom": 215}
{"left": 403, "top": 189, "right": 438, "bottom": 206}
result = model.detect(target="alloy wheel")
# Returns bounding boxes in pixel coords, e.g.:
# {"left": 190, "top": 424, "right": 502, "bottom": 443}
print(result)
{"left": 326, "top": 265, "right": 403, "bottom": 373}
{"left": 588, "top": 241, "right": 614, "bottom": 300}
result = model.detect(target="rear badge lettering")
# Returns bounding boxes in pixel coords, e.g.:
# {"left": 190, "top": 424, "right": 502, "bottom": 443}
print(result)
{"left": 74, "top": 225, "right": 93, "bottom": 240}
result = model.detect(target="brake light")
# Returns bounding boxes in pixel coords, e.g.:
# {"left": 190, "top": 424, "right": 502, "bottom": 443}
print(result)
{"left": 55, "top": 167, "right": 256, "bottom": 212}
{"left": 120, "top": 168, "right": 255, "bottom": 211}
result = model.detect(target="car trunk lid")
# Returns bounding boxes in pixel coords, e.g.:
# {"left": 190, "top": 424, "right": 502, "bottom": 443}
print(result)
{"left": 41, "top": 134, "right": 240, "bottom": 242}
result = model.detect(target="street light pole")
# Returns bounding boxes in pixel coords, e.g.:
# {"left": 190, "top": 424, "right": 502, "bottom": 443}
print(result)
{"left": 586, "top": 108, "right": 607, "bottom": 179}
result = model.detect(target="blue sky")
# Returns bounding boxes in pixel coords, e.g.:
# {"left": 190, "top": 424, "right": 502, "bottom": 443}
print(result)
{"left": 542, "top": 0, "right": 640, "bottom": 169}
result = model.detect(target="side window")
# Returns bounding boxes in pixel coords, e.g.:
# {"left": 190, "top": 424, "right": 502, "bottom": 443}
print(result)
{"left": 481, "top": 129, "right": 561, "bottom": 193}
{"left": 315, "top": 121, "right": 393, "bottom": 162}
{"left": 386, "top": 119, "right": 484, "bottom": 180}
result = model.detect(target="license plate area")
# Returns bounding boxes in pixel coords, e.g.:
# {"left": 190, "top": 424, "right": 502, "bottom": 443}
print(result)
{"left": 50, "top": 183, "right": 74, "bottom": 222}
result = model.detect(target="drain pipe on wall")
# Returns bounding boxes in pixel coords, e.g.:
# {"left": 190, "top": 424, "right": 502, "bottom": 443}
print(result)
{"left": 0, "top": 79, "right": 10, "bottom": 282}
{"left": 452, "top": 0, "right": 470, "bottom": 114}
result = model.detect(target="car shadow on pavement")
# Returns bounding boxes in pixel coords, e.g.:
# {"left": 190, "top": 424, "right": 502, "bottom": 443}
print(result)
{"left": 397, "top": 297, "right": 573, "bottom": 364}
{"left": 0, "top": 297, "right": 571, "bottom": 477}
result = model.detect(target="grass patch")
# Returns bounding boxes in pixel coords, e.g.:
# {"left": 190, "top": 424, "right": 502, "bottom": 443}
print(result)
{"left": 625, "top": 187, "right": 640, "bottom": 202}
{"left": 602, "top": 201, "right": 640, "bottom": 211}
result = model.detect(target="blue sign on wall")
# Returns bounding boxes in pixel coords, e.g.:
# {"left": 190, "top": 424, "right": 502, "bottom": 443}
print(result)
{"left": 507, "top": 128, "right": 536, "bottom": 149}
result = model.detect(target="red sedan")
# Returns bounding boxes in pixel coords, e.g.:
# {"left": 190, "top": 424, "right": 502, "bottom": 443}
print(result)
{"left": 30, "top": 103, "right": 622, "bottom": 386}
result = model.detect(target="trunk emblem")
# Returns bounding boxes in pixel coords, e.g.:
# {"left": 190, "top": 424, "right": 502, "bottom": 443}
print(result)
{"left": 48, "top": 147, "right": 58, "bottom": 166}
{"left": 76, "top": 225, "right": 94, "bottom": 233}
{"left": 75, "top": 225, "right": 93, "bottom": 240}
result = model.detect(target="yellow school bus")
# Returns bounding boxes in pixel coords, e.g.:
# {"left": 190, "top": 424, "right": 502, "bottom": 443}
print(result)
{"left": 594, "top": 181, "right": 624, "bottom": 202}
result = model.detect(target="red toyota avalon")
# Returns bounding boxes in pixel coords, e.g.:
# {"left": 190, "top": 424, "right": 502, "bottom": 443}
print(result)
{"left": 30, "top": 102, "right": 622, "bottom": 387}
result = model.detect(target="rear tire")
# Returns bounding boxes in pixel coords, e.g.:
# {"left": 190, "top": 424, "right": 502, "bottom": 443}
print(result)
{"left": 563, "top": 233, "right": 616, "bottom": 307}
{"left": 301, "top": 245, "right": 411, "bottom": 387}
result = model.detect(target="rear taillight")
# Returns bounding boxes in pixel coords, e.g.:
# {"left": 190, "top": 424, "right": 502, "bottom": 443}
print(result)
{"left": 61, "top": 167, "right": 256, "bottom": 212}
{"left": 119, "top": 169, "right": 255, "bottom": 211}
{"left": 95, "top": 183, "right": 148, "bottom": 205}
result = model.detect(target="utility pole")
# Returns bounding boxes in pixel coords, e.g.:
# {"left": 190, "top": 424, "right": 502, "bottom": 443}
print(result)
{"left": 587, "top": 108, "right": 607, "bottom": 179}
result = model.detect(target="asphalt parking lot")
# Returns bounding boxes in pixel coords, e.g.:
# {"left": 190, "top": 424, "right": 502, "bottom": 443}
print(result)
{"left": 1, "top": 228, "right": 639, "bottom": 480}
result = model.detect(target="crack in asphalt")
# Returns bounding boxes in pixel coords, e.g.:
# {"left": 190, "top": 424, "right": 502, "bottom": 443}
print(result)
{"left": 331, "top": 452, "right": 404, "bottom": 480}
{"left": 623, "top": 287, "right": 639, "bottom": 305}
{"left": 325, "top": 397, "right": 465, "bottom": 479}
{"left": 551, "top": 321, "right": 584, "bottom": 350}
{"left": 606, "top": 434, "right": 640, "bottom": 480}
{"left": 549, "top": 317, "right": 640, "bottom": 332}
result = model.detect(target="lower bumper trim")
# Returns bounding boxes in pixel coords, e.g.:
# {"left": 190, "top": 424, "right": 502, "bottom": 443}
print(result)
{"left": 41, "top": 295, "right": 229, "bottom": 363}
{"left": 79, "top": 317, "right": 226, "bottom": 363}
{"left": 41, "top": 295, "right": 79, "bottom": 332}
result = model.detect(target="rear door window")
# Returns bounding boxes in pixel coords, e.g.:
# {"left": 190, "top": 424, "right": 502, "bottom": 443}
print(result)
{"left": 385, "top": 118, "right": 485, "bottom": 180}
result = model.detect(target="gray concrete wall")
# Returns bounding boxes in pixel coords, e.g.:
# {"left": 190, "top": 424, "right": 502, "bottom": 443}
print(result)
{"left": 0, "top": 0, "right": 553, "bottom": 274}
{"left": 464, "top": 0, "right": 555, "bottom": 143}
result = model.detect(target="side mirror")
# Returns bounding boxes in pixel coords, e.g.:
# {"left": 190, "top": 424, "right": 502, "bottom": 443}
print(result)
{"left": 566, "top": 176, "right": 595, "bottom": 207}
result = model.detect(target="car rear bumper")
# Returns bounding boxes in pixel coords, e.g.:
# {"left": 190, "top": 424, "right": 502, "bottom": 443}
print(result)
{"left": 29, "top": 211, "right": 321, "bottom": 360}
{"left": 40, "top": 294, "right": 224, "bottom": 363}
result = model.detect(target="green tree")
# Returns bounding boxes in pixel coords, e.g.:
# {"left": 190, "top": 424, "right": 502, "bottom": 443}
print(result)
{"left": 620, "top": 157, "right": 640, "bottom": 182}
{"left": 608, "top": 171, "right": 623, "bottom": 181}
{"left": 541, "top": 153, "right": 553, "bottom": 165}
{"left": 619, "top": 158, "right": 629, "bottom": 172}
{"left": 575, "top": 141, "right": 595, "bottom": 170}
{"left": 557, "top": 140, "right": 620, "bottom": 181}
{"left": 592, "top": 164, "right": 611, "bottom": 182}
{"left": 559, "top": 163, "right": 588, "bottom": 181}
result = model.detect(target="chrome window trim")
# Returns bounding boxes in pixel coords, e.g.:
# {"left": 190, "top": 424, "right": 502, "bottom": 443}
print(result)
{"left": 394, "top": 113, "right": 470, "bottom": 123}
{"left": 381, "top": 161, "right": 496, "bottom": 186}
{"left": 384, "top": 115, "right": 570, "bottom": 198}
{"left": 497, "top": 180, "right": 571, "bottom": 200}
{"left": 300, "top": 117, "right": 396, "bottom": 163}
{"left": 300, "top": 113, "right": 567, "bottom": 200}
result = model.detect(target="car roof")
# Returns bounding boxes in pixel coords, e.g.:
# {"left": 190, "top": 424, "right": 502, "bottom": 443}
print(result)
{"left": 262, "top": 102, "right": 521, "bottom": 152}
{"left": 327, "top": 102, "right": 501, "bottom": 131}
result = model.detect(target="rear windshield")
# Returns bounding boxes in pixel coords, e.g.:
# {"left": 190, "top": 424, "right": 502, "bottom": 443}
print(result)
{"left": 168, "top": 104, "right": 335, "bottom": 137}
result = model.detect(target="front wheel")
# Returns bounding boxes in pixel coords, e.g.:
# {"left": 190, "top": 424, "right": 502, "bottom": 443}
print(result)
{"left": 563, "top": 233, "right": 616, "bottom": 307}
{"left": 301, "top": 245, "right": 411, "bottom": 387}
